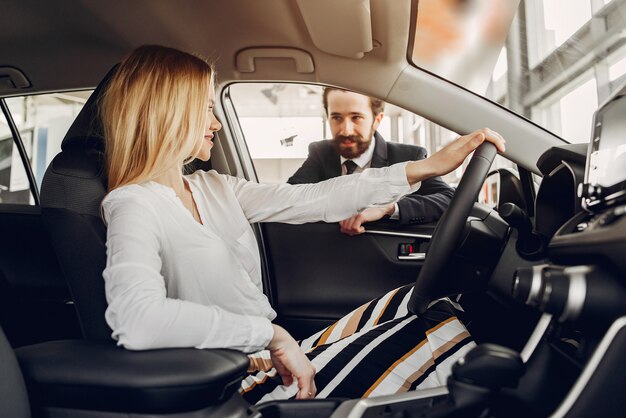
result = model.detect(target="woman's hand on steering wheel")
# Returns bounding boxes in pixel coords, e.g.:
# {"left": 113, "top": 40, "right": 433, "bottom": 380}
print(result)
{"left": 407, "top": 129, "right": 505, "bottom": 315}
{"left": 406, "top": 128, "right": 506, "bottom": 185}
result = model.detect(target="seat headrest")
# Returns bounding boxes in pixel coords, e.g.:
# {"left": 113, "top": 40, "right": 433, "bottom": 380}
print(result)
{"left": 42, "top": 62, "right": 212, "bottom": 216}
{"left": 40, "top": 65, "right": 118, "bottom": 214}
{"left": 61, "top": 64, "right": 118, "bottom": 152}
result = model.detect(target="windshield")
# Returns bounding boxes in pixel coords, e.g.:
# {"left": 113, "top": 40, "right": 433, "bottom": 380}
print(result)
{"left": 410, "top": 0, "right": 626, "bottom": 144}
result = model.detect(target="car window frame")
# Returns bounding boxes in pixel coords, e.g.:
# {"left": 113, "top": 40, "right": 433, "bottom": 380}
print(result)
{"left": 0, "top": 98, "right": 39, "bottom": 205}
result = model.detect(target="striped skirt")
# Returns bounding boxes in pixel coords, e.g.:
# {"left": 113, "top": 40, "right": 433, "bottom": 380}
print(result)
{"left": 241, "top": 284, "right": 474, "bottom": 404}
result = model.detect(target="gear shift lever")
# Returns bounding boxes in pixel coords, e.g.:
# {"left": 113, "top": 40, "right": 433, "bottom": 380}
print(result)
{"left": 423, "top": 344, "right": 525, "bottom": 418}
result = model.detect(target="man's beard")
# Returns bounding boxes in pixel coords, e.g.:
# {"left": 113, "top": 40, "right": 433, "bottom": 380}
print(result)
{"left": 331, "top": 130, "right": 374, "bottom": 159}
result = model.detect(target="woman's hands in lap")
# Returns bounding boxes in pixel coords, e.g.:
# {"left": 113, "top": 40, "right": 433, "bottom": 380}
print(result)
{"left": 269, "top": 324, "right": 317, "bottom": 399}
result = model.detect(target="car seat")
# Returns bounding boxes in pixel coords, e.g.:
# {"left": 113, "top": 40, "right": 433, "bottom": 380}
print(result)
{"left": 39, "top": 66, "right": 113, "bottom": 340}
{"left": 0, "top": 325, "right": 30, "bottom": 417}
{"left": 14, "top": 66, "right": 250, "bottom": 417}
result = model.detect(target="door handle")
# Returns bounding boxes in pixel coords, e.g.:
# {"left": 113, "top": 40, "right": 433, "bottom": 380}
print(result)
{"left": 398, "top": 253, "right": 426, "bottom": 261}
{"left": 364, "top": 229, "right": 432, "bottom": 240}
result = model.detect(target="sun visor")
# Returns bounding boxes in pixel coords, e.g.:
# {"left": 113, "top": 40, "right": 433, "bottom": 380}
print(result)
{"left": 296, "top": 0, "right": 373, "bottom": 59}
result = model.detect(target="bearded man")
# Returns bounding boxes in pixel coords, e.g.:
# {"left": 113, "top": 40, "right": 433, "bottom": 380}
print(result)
{"left": 287, "top": 88, "right": 455, "bottom": 235}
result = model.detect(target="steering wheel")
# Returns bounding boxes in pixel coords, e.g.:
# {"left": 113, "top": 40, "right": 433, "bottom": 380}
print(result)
{"left": 408, "top": 142, "right": 498, "bottom": 315}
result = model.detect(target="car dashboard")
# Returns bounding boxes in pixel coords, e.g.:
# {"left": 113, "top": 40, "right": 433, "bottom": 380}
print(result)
{"left": 319, "top": 90, "right": 626, "bottom": 418}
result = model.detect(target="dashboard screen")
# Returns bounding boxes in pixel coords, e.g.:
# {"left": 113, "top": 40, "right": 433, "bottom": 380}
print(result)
{"left": 584, "top": 85, "right": 626, "bottom": 211}
{"left": 587, "top": 95, "right": 626, "bottom": 188}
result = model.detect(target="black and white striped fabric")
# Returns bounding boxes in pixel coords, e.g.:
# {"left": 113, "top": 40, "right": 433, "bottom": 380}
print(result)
{"left": 241, "top": 285, "right": 475, "bottom": 404}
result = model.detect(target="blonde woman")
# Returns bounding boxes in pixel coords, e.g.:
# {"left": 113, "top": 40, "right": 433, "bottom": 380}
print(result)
{"left": 100, "top": 45, "right": 505, "bottom": 404}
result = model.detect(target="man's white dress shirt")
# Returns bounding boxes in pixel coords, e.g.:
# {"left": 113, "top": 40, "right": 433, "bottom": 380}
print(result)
{"left": 102, "top": 163, "right": 419, "bottom": 353}
{"left": 339, "top": 139, "right": 375, "bottom": 175}
{"left": 341, "top": 142, "right": 401, "bottom": 218}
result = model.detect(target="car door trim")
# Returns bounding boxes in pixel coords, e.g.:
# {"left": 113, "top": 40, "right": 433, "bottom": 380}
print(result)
{"left": 550, "top": 316, "right": 626, "bottom": 418}
{"left": 398, "top": 253, "right": 426, "bottom": 261}
{"left": 331, "top": 386, "right": 449, "bottom": 418}
{"left": 364, "top": 229, "right": 432, "bottom": 240}
{"left": 520, "top": 313, "right": 552, "bottom": 363}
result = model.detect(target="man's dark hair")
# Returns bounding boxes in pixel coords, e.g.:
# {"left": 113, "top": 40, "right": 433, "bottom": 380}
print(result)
{"left": 322, "top": 87, "right": 385, "bottom": 118}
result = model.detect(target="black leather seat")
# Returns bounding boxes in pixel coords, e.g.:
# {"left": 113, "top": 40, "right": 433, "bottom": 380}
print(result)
{"left": 38, "top": 65, "right": 118, "bottom": 340}
{"left": 16, "top": 340, "right": 248, "bottom": 415}
{"left": 12, "top": 66, "right": 250, "bottom": 416}
{"left": 1, "top": 326, "right": 30, "bottom": 418}
{"left": 4, "top": 321, "right": 248, "bottom": 417}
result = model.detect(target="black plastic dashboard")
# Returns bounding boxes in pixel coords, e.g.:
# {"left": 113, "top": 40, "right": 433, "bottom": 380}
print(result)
{"left": 499, "top": 88, "right": 626, "bottom": 417}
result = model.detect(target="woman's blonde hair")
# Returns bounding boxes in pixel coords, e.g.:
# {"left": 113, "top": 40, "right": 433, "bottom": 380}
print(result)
{"left": 100, "top": 45, "right": 213, "bottom": 191}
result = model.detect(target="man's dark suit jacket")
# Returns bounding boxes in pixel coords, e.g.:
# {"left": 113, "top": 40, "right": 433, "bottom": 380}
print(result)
{"left": 287, "top": 132, "right": 455, "bottom": 225}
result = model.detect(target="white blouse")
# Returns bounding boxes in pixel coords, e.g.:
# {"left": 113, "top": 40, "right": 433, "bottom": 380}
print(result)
{"left": 102, "top": 162, "right": 419, "bottom": 353}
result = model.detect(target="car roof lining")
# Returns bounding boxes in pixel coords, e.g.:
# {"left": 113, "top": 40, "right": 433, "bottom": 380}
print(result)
{"left": 0, "top": 0, "right": 406, "bottom": 94}
{"left": 1, "top": 0, "right": 561, "bottom": 172}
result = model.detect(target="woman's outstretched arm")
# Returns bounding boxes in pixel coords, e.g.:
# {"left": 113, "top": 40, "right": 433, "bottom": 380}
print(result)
{"left": 405, "top": 128, "right": 506, "bottom": 185}
{"left": 224, "top": 128, "right": 505, "bottom": 227}
{"left": 339, "top": 128, "right": 506, "bottom": 235}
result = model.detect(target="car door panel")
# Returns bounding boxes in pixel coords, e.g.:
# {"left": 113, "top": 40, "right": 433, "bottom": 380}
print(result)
{"left": 0, "top": 204, "right": 80, "bottom": 347}
{"left": 261, "top": 221, "right": 435, "bottom": 339}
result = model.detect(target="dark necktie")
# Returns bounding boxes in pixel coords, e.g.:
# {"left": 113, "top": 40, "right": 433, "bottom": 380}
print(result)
{"left": 344, "top": 160, "right": 357, "bottom": 175}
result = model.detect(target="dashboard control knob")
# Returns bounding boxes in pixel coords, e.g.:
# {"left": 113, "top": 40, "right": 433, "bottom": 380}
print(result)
{"left": 578, "top": 182, "right": 602, "bottom": 199}
{"left": 514, "top": 265, "right": 626, "bottom": 331}
{"left": 512, "top": 265, "right": 547, "bottom": 307}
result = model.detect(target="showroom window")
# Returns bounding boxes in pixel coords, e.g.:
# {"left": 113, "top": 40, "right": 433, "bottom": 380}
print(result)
{"left": 490, "top": 47, "right": 509, "bottom": 104}
{"left": 410, "top": 0, "right": 517, "bottom": 95}
{"left": 227, "top": 83, "right": 474, "bottom": 185}
{"left": 409, "top": 0, "right": 626, "bottom": 146}
{"left": 0, "top": 91, "right": 90, "bottom": 205}
{"left": 532, "top": 74, "right": 598, "bottom": 143}
{"left": 525, "top": 0, "right": 593, "bottom": 68}
{"left": 608, "top": 47, "right": 626, "bottom": 83}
